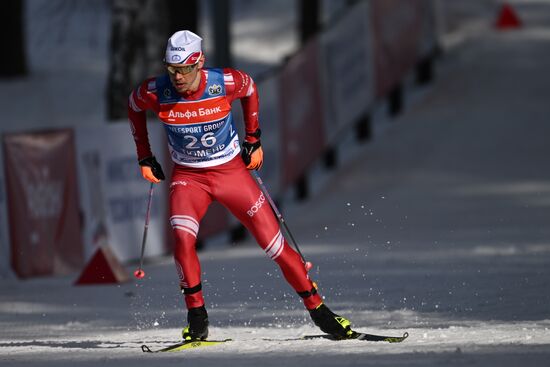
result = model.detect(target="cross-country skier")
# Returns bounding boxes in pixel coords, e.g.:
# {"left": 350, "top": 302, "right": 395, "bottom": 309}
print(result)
{"left": 127, "top": 30, "right": 354, "bottom": 341}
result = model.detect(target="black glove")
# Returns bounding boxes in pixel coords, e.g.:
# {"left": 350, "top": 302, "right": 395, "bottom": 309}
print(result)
{"left": 139, "top": 156, "right": 166, "bottom": 181}
{"left": 241, "top": 140, "right": 263, "bottom": 170}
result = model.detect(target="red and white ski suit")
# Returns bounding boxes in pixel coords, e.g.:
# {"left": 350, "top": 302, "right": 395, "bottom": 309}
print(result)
{"left": 128, "top": 68, "right": 322, "bottom": 310}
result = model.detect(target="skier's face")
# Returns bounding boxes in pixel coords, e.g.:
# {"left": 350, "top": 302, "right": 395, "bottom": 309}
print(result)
{"left": 167, "top": 56, "right": 205, "bottom": 93}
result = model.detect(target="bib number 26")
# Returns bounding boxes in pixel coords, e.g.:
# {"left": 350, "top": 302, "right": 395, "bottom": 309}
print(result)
{"left": 184, "top": 132, "right": 216, "bottom": 149}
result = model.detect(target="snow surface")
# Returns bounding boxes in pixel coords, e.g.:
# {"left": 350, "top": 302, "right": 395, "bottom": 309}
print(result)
{"left": 2, "top": 1, "right": 550, "bottom": 366}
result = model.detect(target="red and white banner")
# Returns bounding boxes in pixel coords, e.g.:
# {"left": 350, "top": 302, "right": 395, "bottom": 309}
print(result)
{"left": 371, "top": 0, "right": 425, "bottom": 97}
{"left": 279, "top": 38, "right": 326, "bottom": 188}
{"left": 3, "top": 129, "right": 84, "bottom": 278}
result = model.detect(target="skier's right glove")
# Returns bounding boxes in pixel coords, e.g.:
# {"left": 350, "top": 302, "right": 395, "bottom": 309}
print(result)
{"left": 139, "top": 156, "right": 166, "bottom": 183}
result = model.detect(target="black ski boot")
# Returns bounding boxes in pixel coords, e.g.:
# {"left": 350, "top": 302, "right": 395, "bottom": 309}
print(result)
{"left": 182, "top": 305, "right": 209, "bottom": 341}
{"left": 309, "top": 303, "right": 354, "bottom": 340}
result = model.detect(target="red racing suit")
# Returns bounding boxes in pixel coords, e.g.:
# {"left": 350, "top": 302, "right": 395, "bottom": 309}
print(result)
{"left": 128, "top": 68, "right": 322, "bottom": 310}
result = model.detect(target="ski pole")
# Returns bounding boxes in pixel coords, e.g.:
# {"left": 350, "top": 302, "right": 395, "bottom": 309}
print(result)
{"left": 134, "top": 182, "right": 154, "bottom": 279}
{"left": 250, "top": 171, "right": 312, "bottom": 271}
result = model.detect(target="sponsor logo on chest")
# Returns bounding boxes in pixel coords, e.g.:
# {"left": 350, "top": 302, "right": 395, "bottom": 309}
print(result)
{"left": 160, "top": 94, "right": 230, "bottom": 124}
{"left": 167, "top": 106, "right": 223, "bottom": 119}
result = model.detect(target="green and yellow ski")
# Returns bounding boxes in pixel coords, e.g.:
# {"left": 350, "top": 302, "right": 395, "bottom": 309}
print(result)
{"left": 303, "top": 331, "right": 409, "bottom": 343}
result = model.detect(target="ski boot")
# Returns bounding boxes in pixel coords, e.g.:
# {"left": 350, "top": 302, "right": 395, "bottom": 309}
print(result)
{"left": 309, "top": 303, "right": 354, "bottom": 340}
{"left": 182, "top": 305, "right": 209, "bottom": 341}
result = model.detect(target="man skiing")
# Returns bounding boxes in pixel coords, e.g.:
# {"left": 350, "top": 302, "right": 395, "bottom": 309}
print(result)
{"left": 128, "top": 30, "right": 353, "bottom": 341}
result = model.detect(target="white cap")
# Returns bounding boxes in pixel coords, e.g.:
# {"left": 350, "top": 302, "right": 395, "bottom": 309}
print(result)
{"left": 165, "top": 30, "right": 202, "bottom": 65}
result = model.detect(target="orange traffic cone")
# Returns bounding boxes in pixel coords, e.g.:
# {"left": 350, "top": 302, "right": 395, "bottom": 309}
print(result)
{"left": 495, "top": 3, "right": 522, "bottom": 29}
{"left": 74, "top": 245, "right": 129, "bottom": 285}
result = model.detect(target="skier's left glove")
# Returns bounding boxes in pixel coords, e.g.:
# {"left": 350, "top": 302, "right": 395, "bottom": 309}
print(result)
{"left": 139, "top": 156, "right": 166, "bottom": 183}
{"left": 241, "top": 135, "right": 263, "bottom": 170}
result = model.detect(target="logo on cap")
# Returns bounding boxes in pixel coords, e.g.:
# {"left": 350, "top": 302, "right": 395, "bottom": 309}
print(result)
{"left": 165, "top": 30, "right": 203, "bottom": 65}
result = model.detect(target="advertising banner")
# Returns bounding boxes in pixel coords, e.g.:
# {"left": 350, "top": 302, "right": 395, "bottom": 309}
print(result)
{"left": 75, "top": 122, "right": 168, "bottom": 263}
{"left": 3, "top": 130, "right": 84, "bottom": 278}
{"left": 371, "top": 0, "right": 425, "bottom": 97}
{"left": 279, "top": 38, "right": 326, "bottom": 188}
{"left": 320, "top": 1, "right": 375, "bottom": 141}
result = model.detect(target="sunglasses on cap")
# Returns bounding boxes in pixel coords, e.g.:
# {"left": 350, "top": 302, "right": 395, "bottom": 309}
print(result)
{"left": 166, "top": 62, "right": 198, "bottom": 76}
